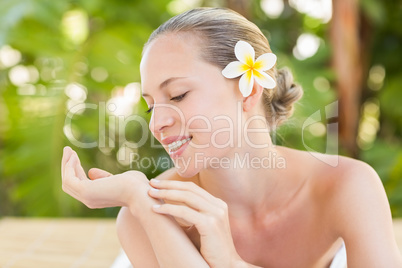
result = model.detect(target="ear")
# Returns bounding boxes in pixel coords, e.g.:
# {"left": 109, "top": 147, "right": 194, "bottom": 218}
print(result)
{"left": 243, "top": 81, "right": 264, "bottom": 112}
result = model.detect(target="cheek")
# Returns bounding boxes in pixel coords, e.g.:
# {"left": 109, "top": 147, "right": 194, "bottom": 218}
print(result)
{"left": 185, "top": 102, "right": 239, "bottom": 150}
{"left": 182, "top": 95, "right": 213, "bottom": 128}
{"left": 211, "top": 119, "right": 235, "bottom": 148}
{"left": 185, "top": 108, "right": 213, "bottom": 145}
{"left": 182, "top": 82, "right": 240, "bottom": 148}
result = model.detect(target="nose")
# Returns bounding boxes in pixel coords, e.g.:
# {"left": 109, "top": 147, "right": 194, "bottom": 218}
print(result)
{"left": 149, "top": 104, "right": 175, "bottom": 134}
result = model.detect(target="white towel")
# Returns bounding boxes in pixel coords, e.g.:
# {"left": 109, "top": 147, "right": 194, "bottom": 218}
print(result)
{"left": 111, "top": 244, "right": 348, "bottom": 268}
{"left": 330, "top": 242, "right": 347, "bottom": 268}
{"left": 110, "top": 249, "right": 132, "bottom": 268}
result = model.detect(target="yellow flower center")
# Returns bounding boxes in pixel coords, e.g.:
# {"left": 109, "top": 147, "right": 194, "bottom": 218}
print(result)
{"left": 245, "top": 55, "right": 254, "bottom": 68}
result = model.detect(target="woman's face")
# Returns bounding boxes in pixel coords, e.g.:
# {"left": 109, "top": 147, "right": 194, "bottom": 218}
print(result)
{"left": 140, "top": 33, "right": 242, "bottom": 177}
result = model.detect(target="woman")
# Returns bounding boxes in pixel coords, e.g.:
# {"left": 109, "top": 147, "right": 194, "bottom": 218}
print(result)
{"left": 61, "top": 8, "right": 402, "bottom": 267}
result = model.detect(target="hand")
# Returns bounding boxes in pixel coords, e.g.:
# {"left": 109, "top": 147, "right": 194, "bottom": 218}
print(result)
{"left": 148, "top": 179, "right": 243, "bottom": 268}
{"left": 61, "top": 146, "right": 149, "bottom": 210}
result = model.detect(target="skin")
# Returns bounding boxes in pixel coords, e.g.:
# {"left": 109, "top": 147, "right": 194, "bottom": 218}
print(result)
{"left": 61, "top": 32, "right": 402, "bottom": 267}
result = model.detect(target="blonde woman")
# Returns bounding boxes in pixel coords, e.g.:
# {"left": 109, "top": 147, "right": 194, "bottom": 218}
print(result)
{"left": 61, "top": 8, "right": 402, "bottom": 268}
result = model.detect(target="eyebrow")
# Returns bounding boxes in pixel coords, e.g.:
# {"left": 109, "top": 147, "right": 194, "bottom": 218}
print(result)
{"left": 142, "top": 77, "right": 187, "bottom": 97}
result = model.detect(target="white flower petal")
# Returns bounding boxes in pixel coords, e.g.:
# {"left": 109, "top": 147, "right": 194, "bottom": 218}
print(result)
{"left": 255, "top": 53, "right": 277, "bottom": 71}
{"left": 239, "top": 71, "right": 254, "bottom": 97}
{"left": 222, "top": 61, "right": 248, "bottom": 78}
{"left": 235, "top": 41, "right": 255, "bottom": 66}
{"left": 254, "top": 70, "right": 276, "bottom": 89}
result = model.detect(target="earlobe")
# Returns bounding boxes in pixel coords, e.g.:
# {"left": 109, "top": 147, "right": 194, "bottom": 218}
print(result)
{"left": 242, "top": 82, "right": 264, "bottom": 112}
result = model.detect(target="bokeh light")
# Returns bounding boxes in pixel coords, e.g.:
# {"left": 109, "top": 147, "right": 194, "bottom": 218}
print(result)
{"left": 293, "top": 33, "right": 321, "bottom": 60}
{"left": 289, "top": 0, "right": 332, "bottom": 23}
{"left": 0, "top": 45, "right": 21, "bottom": 68}
{"left": 260, "top": 0, "right": 284, "bottom": 19}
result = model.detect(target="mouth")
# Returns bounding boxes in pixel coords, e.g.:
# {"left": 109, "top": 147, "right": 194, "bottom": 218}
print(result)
{"left": 167, "top": 136, "right": 192, "bottom": 154}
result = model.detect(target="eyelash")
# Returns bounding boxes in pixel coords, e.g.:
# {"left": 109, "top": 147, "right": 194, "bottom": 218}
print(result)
{"left": 145, "top": 107, "right": 153, "bottom": 114}
{"left": 145, "top": 92, "right": 189, "bottom": 114}
{"left": 171, "top": 91, "right": 189, "bottom": 102}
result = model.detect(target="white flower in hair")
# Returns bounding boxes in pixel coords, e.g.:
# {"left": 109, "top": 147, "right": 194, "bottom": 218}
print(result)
{"left": 222, "top": 40, "right": 277, "bottom": 97}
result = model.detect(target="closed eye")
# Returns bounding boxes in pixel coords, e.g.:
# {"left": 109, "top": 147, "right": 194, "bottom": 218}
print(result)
{"left": 146, "top": 92, "right": 189, "bottom": 114}
{"left": 170, "top": 91, "right": 189, "bottom": 102}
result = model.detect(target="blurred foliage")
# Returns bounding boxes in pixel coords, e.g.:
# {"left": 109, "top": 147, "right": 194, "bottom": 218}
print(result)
{"left": 0, "top": 0, "right": 401, "bottom": 217}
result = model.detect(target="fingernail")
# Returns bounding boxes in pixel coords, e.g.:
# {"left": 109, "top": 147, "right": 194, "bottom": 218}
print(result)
{"left": 152, "top": 204, "right": 161, "bottom": 209}
{"left": 150, "top": 188, "right": 159, "bottom": 193}
{"left": 150, "top": 179, "right": 160, "bottom": 184}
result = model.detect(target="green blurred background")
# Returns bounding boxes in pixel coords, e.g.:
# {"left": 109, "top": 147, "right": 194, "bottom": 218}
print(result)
{"left": 0, "top": 0, "right": 401, "bottom": 218}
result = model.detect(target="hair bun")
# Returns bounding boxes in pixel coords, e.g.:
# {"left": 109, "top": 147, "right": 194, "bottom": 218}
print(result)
{"left": 271, "top": 68, "right": 303, "bottom": 127}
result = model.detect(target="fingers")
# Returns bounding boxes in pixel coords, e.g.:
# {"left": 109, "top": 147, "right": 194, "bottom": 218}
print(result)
{"left": 152, "top": 203, "right": 203, "bottom": 226}
{"left": 148, "top": 179, "right": 226, "bottom": 211}
{"left": 73, "top": 151, "right": 88, "bottom": 180}
{"left": 62, "top": 155, "right": 80, "bottom": 196}
{"left": 148, "top": 179, "right": 229, "bottom": 233}
{"left": 149, "top": 179, "right": 217, "bottom": 203}
{"left": 62, "top": 147, "right": 88, "bottom": 181}
{"left": 88, "top": 168, "right": 113, "bottom": 180}
{"left": 63, "top": 152, "right": 77, "bottom": 180}
{"left": 148, "top": 188, "right": 214, "bottom": 212}
{"left": 70, "top": 150, "right": 85, "bottom": 180}
{"left": 63, "top": 154, "right": 89, "bottom": 202}
{"left": 62, "top": 146, "right": 73, "bottom": 178}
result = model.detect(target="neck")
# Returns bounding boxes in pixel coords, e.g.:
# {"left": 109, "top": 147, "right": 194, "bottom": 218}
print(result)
{"left": 198, "top": 129, "right": 287, "bottom": 218}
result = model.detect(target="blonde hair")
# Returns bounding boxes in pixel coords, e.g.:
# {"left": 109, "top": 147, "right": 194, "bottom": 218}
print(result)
{"left": 145, "top": 7, "right": 303, "bottom": 129}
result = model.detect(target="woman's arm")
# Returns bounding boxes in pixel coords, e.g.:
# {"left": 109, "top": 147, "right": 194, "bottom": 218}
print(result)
{"left": 329, "top": 160, "right": 402, "bottom": 267}
{"left": 61, "top": 147, "right": 209, "bottom": 268}
{"left": 117, "top": 207, "right": 159, "bottom": 267}
{"left": 117, "top": 203, "right": 209, "bottom": 268}
{"left": 122, "top": 191, "right": 209, "bottom": 268}
{"left": 147, "top": 179, "right": 263, "bottom": 268}
{"left": 62, "top": 147, "right": 261, "bottom": 267}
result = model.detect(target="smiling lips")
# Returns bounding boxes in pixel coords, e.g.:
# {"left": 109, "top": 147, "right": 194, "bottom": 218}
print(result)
{"left": 167, "top": 137, "right": 192, "bottom": 153}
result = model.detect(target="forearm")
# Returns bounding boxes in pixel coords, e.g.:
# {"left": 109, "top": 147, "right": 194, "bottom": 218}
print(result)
{"left": 130, "top": 188, "right": 209, "bottom": 268}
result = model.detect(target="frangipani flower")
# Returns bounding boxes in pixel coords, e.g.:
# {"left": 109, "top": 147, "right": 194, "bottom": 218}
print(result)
{"left": 222, "top": 40, "right": 277, "bottom": 97}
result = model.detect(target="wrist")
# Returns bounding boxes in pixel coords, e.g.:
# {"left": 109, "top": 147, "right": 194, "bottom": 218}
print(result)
{"left": 121, "top": 171, "right": 151, "bottom": 209}
{"left": 129, "top": 194, "right": 164, "bottom": 226}
{"left": 125, "top": 175, "right": 161, "bottom": 217}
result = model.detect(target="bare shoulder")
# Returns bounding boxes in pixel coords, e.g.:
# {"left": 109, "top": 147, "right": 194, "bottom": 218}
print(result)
{"left": 295, "top": 150, "right": 401, "bottom": 266}
{"left": 319, "top": 155, "right": 392, "bottom": 228}
{"left": 308, "top": 152, "right": 384, "bottom": 201}
{"left": 311, "top": 154, "right": 388, "bottom": 216}
{"left": 278, "top": 147, "right": 381, "bottom": 198}
{"left": 281, "top": 147, "right": 391, "bottom": 230}
{"left": 298, "top": 151, "right": 389, "bottom": 222}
